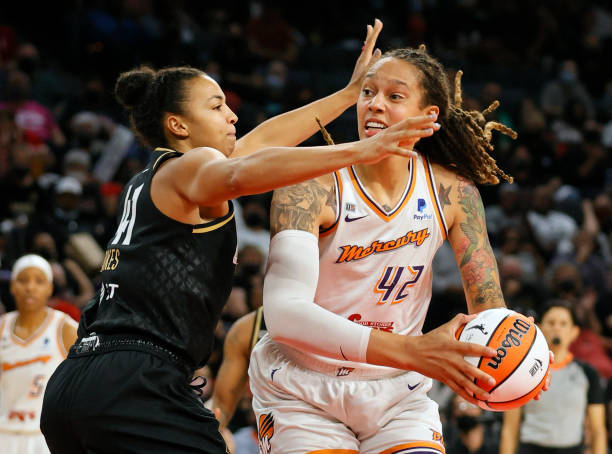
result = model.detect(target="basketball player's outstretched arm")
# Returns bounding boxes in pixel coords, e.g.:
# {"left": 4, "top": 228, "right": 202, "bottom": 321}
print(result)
{"left": 171, "top": 116, "right": 434, "bottom": 207}
{"left": 233, "top": 20, "right": 383, "bottom": 157}
{"left": 264, "top": 179, "right": 498, "bottom": 405}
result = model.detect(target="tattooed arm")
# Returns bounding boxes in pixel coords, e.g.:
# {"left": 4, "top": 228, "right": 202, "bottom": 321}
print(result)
{"left": 445, "top": 173, "right": 506, "bottom": 313}
{"left": 270, "top": 176, "right": 337, "bottom": 237}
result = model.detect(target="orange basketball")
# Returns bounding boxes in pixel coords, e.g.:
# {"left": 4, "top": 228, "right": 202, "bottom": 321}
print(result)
{"left": 456, "top": 308, "right": 550, "bottom": 411}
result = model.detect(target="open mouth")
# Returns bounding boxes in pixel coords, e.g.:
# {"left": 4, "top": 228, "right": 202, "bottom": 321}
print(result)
{"left": 364, "top": 121, "right": 387, "bottom": 136}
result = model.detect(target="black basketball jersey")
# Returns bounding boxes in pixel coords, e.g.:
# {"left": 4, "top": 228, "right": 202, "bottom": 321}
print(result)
{"left": 79, "top": 148, "right": 237, "bottom": 368}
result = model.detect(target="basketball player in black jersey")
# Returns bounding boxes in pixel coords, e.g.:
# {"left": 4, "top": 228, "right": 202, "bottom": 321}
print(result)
{"left": 39, "top": 21, "right": 440, "bottom": 454}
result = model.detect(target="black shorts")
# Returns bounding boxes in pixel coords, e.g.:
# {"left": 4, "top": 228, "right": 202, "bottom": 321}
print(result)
{"left": 41, "top": 334, "right": 227, "bottom": 454}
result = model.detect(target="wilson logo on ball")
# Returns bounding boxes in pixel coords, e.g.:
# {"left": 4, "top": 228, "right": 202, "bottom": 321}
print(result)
{"left": 487, "top": 318, "right": 531, "bottom": 369}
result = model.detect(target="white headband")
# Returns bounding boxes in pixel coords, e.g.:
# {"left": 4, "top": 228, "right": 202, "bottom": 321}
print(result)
{"left": 11, "top": 254, "right": 53, "bottom": 283}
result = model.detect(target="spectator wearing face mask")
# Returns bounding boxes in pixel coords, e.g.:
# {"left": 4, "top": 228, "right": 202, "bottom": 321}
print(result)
{"left": 445, "top": 394, "right": 498, "bottom": 454}
{"left": 234, "top": 194, "right": 270, "bottom": 264}
{"left": 0, "top": 70, "right": 65, "bottom": 149}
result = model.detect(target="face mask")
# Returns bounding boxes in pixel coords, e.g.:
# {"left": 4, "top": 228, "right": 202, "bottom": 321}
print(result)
{"left": 245, "top": 212, "right": 265, "bottom": 228}
{"left": 32, "top": 247, "right": 57, "bottom": 261}
{"left": 240, "top": 263, "right": 261, "bottom": 278}
{"left": 457, "top": 415, "right": 481, "bottom": 432}
{"left": 557, "top": 279, "right": 577, "bottom": 293}
{"left": 559, "top": 70, "right": 576, "bottom": 84}
{"left": 18, "top": 57, "right": 38, "bottom": 75}
{"left": 265, "top": 74, "right": 285, "bottom": 90}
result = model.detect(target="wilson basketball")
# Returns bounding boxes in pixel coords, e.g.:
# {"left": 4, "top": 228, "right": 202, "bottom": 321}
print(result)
{"left": 456, "top": 307, "right": 550, "bottom": 411}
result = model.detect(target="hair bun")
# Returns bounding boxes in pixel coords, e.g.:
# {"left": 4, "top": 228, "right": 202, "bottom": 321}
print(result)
{"left": 114, "top": 66, "right": 156, "bottom": 110}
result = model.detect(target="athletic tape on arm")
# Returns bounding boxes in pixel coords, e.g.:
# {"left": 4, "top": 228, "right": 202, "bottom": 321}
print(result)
{"left": 263, "top": 229, "right": 371, "bottom": 362}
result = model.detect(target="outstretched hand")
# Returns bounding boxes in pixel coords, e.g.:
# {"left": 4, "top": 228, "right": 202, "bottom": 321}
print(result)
{"left": 346, "top": 19, "right": 383, "bottom": 96}
{"left": 353, "top": 113, "right": 440, "bottom": 163}
{"left": 406, "top": 313, "right": 497, "bottom": 406}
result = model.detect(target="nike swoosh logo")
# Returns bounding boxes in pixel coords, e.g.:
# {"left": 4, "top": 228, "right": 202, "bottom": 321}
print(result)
{"left": 271, "top": 367, "right": 281, "bottom": 381}
{"left": 345, "top": 214, "right": 368, "bottom": 222}
{"left": 407, "top": 382, "right": 420, "bottom": 390}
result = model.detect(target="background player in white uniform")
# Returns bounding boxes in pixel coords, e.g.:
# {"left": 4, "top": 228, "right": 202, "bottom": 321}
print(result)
{"left": 0, "top": 254, "right": 77, "bottom": 454}
{"left": 249, "top": 44, "right": 527, "bottom": 454}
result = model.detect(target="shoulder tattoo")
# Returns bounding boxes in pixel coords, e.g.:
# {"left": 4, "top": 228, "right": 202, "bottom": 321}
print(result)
{"left": 438, "top": 182, "right": 452, "bottom": 209}
{"left": 455, "top": 175, "right": 504, "bottom": 306}
{"left": 270, "top": 180, "right": 335, "bottom": 236}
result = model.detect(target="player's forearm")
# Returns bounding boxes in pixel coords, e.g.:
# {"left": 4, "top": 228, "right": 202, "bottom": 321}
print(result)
{"left": 211, "top": 395, "right": 236, "bottom": 430}
{"left": 365, "top": 329, "right": 415, "bottom": 369}
{"left": 233, "top": 87, "right": 356, "bottom": 156}
{"left": 204, "top": 144, "right": 360, "bottom": 204}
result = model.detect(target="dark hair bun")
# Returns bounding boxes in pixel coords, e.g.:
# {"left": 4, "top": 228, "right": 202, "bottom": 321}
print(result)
{"left": 114, "top": 66, "right": 156, "bottom": 110}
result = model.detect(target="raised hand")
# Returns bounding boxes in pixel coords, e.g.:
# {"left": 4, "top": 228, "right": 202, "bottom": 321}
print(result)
{"left": 346, "top": 19, "right": 383, "bottom": 96}
{"left": 352, "top": 113, "right": 440, "bottom": 163}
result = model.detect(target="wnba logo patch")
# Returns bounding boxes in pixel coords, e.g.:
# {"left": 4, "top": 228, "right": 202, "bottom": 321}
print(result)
{"left": 258, "top": 413, "right": 274, "bottom": 454}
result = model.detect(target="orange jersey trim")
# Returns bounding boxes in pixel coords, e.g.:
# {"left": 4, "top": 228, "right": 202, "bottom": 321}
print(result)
{"left": 348, "top": 157, "right": 416, "bottom": 222}
{"left": 379, "top": 441, "right": 446, "bottom": 454}
{"left": 2, "top": 355, "right": 52, "bottom": 372}
{"left": 550, "top": 352, "right": 573, "bottom": 370}
{"left": 10, "top": 308, "right": 54, "bottom": 347}
{"left": 320, "top": 171, "right": 343, "bottom": 237}
{"left": 422, "top": 156, "right": 447, "bottom": 240}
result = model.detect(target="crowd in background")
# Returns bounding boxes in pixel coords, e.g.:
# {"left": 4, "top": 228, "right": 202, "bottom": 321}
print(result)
{"left": 0, "top": 1, "right": 611, "bottom": 452}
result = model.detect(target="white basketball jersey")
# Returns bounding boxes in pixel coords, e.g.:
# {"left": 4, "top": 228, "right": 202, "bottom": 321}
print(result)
{"left": 279, "top": 154, "right": 448, "bottom": 377}
{"left": 0, "top": 308, "right": 75, "bottom": 433}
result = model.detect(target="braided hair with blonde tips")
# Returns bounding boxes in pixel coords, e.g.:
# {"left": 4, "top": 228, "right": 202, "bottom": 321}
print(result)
{"left": 381, "top": 47, "right": 516, "bottom": 185}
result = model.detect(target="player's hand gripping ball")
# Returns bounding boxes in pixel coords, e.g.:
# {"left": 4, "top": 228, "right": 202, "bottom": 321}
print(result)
{"left": 456, "top": 308, "right": 550, "bottom": 411}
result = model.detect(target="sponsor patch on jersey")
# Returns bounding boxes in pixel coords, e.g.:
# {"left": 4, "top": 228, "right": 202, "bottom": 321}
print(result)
{"left": 414, "top": 199, "right": 433, "bottom": 220}
{"left": 348, "top": 313, "right": 394, "bottom": 332}
{"left": 336, "top": 228, "right": 429, "bottom": 263}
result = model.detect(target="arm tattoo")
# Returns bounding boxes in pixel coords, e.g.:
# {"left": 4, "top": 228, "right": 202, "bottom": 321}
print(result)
{"left": 455, "top": 176, "right": 504, "bottom": 307}
{"left": 438, "top": 182, "right": 451, "bottom": 209}
{"left": 270, "top": 180, "right": 335, "bottom": 236}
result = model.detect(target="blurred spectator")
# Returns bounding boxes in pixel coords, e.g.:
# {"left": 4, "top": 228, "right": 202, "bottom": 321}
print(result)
{"left": 500, "top": 301, "right": 606, "bottom": 454}
{"left": 235, "top": 195, "right": 270, "bottom": 269}
{"left": 0, "top": 70, "right": 65, "bottom": 149}
{"left": 540, "top": 60, "right": 595, "bottom": 121}
{"left": 526, "top": 184, "right": 578, "bottom": 258}
{"left": 485, "top": 183, "right": 524, "bottom": 245}
{"left": 444, "top": 394, "right": 498, "bottom": 454}
{"left": 245, "top": 3, "right": 299, "bottom": 64}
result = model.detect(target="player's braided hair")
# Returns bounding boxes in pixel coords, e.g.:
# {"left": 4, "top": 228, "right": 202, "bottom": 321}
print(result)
{"left": 384, "top": 47, "right": 516, "bottom": 184}
{"left": 115, "top": 66, "right": 204, "bottom": 148}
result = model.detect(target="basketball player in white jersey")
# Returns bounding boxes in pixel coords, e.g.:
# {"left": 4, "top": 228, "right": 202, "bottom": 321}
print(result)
{"left": 249, "top": 46, "right": 525, "bottom": 454}
{"left": 0, "top": 254, "right": 78, "bottom": 454}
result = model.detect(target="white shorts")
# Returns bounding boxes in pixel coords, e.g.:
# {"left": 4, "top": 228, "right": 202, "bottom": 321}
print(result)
{"left": 248, "top": 335, "right": 445, "bottom": 454}
{"left": 0, "top": 431, "right": 50, "bottom": 454}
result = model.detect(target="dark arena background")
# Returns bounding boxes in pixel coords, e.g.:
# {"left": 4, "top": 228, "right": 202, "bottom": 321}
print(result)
{"left": 0, "top": 1, "right": 611, "bottom": 453}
